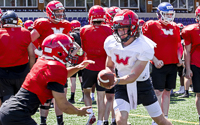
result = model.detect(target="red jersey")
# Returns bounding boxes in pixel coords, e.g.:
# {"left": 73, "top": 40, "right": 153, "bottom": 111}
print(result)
{"left": 0, "top": 27, "right": 31, "bottom": 67}
{"left": 182, "top": 23, "right": 200, "bottom": 68}
{"left": 142, "top": 20, "right": 181, "bottom": 64}
{"left": 80, "top": 24, "right": 112, "bottom": 71}
{"left": 33, "top": 18, "right": 71, "bottom": 47}
{"left": 22, "top": 58, "right": 67, "bottom": 104}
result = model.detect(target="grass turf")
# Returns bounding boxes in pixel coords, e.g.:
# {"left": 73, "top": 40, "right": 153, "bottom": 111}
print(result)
{"left": 32, "top": 76, "right": 199, "bottom": 125}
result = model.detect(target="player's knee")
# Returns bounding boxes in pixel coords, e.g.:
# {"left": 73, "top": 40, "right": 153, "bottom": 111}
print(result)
{"left": 106, "top": 96, "right": 114, "bottom": 102}
{"left": 40, "top": 105, "right": 50, "bottom": 110}
{"left": 196, "top": 93, "right": 200, "bottom": 98}
{"left": 154, "top": 90, "right": 162, "bottom": 96}
{"left": 116, "top": 115, "right": 127, "bottom": 125}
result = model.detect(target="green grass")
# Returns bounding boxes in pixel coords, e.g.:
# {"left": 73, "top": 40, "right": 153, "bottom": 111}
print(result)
{"left": 32, "top": 76, "right": 199, "bottom": 125}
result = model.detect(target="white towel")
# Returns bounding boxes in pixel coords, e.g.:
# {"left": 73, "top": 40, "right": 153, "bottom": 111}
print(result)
{"left": 127, "top": 81, "right": 137, "bottom": 110}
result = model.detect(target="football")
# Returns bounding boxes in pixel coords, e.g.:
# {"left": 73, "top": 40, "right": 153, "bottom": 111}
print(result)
{"left": 97, "top": 68, "right": 115, "bottom": 89}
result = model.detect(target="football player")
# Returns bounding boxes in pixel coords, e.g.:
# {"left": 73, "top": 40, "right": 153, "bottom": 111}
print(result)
{"left": 181, "top": 6, "right": 200, "bottom": 123}
{"left": 30, "top": 1, "right": 79, "bottom": 125}
{"left": 0, "top": 11, "right": 35, "bottom": 106}
{"left": 68, "top": 20, "right": 85, "bottom": 104}
{"left": 17, "top": 18, "right": 23, "bottom": 27}
{"left": 0, "top": 8, "right": 3, "bottom": 107}
{"left": 142, "top": 2, "right": 182, "bottom": 124}
{"left": 80, "top": 5, "right": 113, "bottom": 125}
{"left": 0, "top": 33, "right": 94, "bottom": 125}
{"left": 105, "top": 6, "right": 121, "bottom": 27}
{"left": 138, "top": 19, "right": 145, "bottom": 33}
{"left": 174, "top": 23, "right": 185, "bottom": 95}
{"left": 0, "top": 8, "right": 3, "bottom": 17}
{"left": 104, "top": 9, "right": 172, "bottom": 125}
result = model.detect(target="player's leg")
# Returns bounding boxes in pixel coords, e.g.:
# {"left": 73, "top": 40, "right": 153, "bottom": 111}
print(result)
{"left": 39, "top": 99, "right": 51, "bottom": 125}
{"left": 91, "top": 84, "right": 96, "bottom": 102}
{"left": 179, "top": 75, "right": 191, "bottom": 98}
{"left": 175, "top": 66, "right": 184, "bottom": 94}
{"left": 103, "top": 89, "right": 114, "bottom": 125}
{"left": 161, "top": 89, "right": 171, "bottom": 116}
{"left": 163, "top": 64, "right": 177, "bottom": 117}
{"left": 69, "top": 73, "right": 77, "bottom": 104}
{"left": 190, "top": 65, "right": 200, "bottom": 124}
{"left": 151, "top": 65, "right": 166, "bottom": 106}
{"left": 78, "top": 70, "right": 84, "bottom": 102}
{"left": 54, "top": 84, "right": 68, "bottom": 125}
{"left": 82, "top": 69, "right": 97, "bottom": 125}
{"left": 96, "top": 90, "right": 106, "bottom": 125}
{"left": 114, "top": 99, "right": 130, "bottom": 125}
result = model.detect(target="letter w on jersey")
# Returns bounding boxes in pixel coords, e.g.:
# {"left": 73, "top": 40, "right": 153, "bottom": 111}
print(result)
{"left": 115, "top": 54, "right": 130, "bottom": 65}
{"left": 161, "top": 29, "right": 173, "bottom": 35}
{"left": 51, "top": 28, "right": 64, "bottom": 34}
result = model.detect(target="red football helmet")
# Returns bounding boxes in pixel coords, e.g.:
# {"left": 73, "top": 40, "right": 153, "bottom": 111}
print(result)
{"left": 0, "top": 8, "right": 3, "bottom": 17}
{"left": 139, "top": 19, "right": 145, "bottom": 26}
{"left": 88, "top": 5, "right": 106, "bottom": 24}
{"left": 195, "top": 6, "right": 200, "bottom": 23}
{"left": 24, "top": 20, "right": 33, "bottom": 30}
{"left": 71, "top": 20, "right": 81, "bottom": 31}
{"left": 105, "top": 7, "right": 121, "bottom": 26}
{"left": 46, "top": 1, "right": 65, "bottom": 22}
{"left": 113, "top": 9, "right": 139, "bottom": 43}
{"left": 41, "top": 33, "right": 78, "bottom": 65}
{"left": 106, "top": 6, "right": 121, "bottom": 20}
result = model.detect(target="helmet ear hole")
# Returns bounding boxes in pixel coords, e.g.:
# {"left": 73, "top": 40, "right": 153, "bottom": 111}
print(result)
{"left": 58, "top": 52, "right": 62, "bottom": 56}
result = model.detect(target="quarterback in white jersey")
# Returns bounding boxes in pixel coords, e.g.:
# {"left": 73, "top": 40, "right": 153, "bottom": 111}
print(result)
{"left": 104, "top": 9, "right": 172, "bottom": 125}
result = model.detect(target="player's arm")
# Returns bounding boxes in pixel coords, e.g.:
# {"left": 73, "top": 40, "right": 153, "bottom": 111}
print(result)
{"left": 27, "top": 42, "right": 36, "bottom": 69}
{"left": 67, "top": 60, "right": 95, "bottom": 77}
{"left": 31, "top": 29, "right": 43, "bottom": 56}
{"left": 105, "top": 55, "right": 115, "bottom": 73}
{"left": 184, "top": 43, "right": 193, "bottom": 79}
{"left": 31, "top": 29, "right": 40, "bottom": 42}
{"left": 52, "top": 90, "right": 91, "bottom": 116}
{"left": 114, "top": 60, "right": 148, "bottom": 85}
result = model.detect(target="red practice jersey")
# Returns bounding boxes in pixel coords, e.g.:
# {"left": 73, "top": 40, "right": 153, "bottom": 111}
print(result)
{"left": 80, "top": 24, "right": 112, "bottom": 71}
{"left": 0, "top": 27, "right": 31, "bottom": 67}
{"left": 142, "top": 20, "right": 181, "bottom": 64}
{"left": 182, "top": 23, "right": 200, "bottom": 68}
{"left": 33, "top": 18, "right": 71, "bottom": 47}
{"left": 22, "top": 58, "right": 67, "bottom": 104}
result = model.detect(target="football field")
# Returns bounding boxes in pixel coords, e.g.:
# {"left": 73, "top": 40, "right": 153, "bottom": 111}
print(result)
{"left": 32, "top": 76, "right": 199, "bottom": 125}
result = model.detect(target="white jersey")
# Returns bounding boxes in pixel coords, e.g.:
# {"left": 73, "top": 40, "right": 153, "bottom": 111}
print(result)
{"left": 104, "top": 34, "right": 155, "bottom": 80}
{"left": 104, "top": 34, "right": 155, "bottom": 109}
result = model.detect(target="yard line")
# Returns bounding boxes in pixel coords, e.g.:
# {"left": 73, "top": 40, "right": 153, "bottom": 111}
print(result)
{"left": 129, "top": 114, "right": 199, "bottom": 124}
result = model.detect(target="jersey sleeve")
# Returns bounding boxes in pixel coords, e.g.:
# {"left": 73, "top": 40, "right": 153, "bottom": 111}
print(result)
{"left": 104, "top": 35, "right": 114, "bottom": 57}
{"left": 142, "top": 20, "right": 153, "bottom": 40}
{"left": 33, "top": 18, "right": 47, "bottom": 35}
{"left": 63, "top": 20, "right": 71, "bottom": 34}
{"left": 181, "top": 26, "right": 192, "bottom": 46}
{"left": 137, "top": 48, "right": 154, "bottom": 61}
{"left": 46, "top": 61, "right": 68, "bottom": 86}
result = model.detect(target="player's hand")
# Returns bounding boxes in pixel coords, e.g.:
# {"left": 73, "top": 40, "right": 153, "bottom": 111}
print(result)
{"left": 177, "top": 59, "right": 183, "bottom": 67}
{"left": 77, "top": 106, "right": 92, "bottom": 116}
{"left": 76, "top": 60, "right": 95, "bottom": 70}
{"left": 107, "top": 77, "right": 118, "bottom": 89}
{"left": 154, "top": 60, "right": 164, "bottom": 69}
{"left": 185, "top": 69, "right": 193, "bottom": 79}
